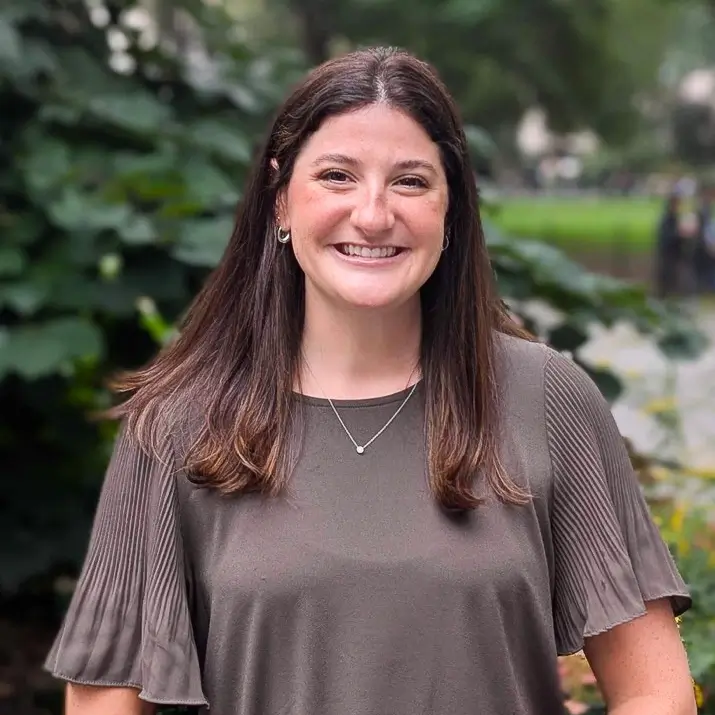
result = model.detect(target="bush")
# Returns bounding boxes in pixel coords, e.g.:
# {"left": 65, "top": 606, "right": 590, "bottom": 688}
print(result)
{"left": 558, "top": 482, "right": 715, "bottom": 714}
{"left": 661, "top": 503, "right": 715, "bottom": 713}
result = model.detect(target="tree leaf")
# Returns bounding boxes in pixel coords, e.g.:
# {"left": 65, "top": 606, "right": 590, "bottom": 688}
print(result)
{"left": 0, "top": 317, "right": 104, "bottom": 380}
{"left": 113, "top": 146, "right": 178, "bottom": 179}
{"left": 581, "top": 363, "right": 623, "bottom": 403}
{"left": 464, "top": 123, "right": 498, "bottom": 159}
{"left": 5, "top": 35, "right": 57, "bottom": 84}
{"left": 54, "top": 47, "right": 126, "bottom": 96}
{"left": 548, "top": 322, "right": 590, "bottom": 354}
{"left": 48, "top": 189, "right": 133, "bottom": 232}
{"left": 0, "top": 14, "right": 22, "bottom": 65}
{"left": 180, "top": 158, "right": 239, "bottom": 208}
{"left": 19, "top": 130, "right": 72, "bottom": 195}
{"left": 657, "top": 324, "right": 710, "bottom": 360}
{"left": 187, "top": 119, "right": 253, "bottom": 163}
{"left": 442, "top": 0, "right": 498, "bottom": 23}
{"left": 1, "top": 0, "right": 49, "bottom": 24}
{"left": 118, "top": 215, "right": 158, "bottom": 245}
{"left": 87, "top": 92, "right": 174, "bottom": 134}
{"left": 0, "top": 282, "right": 49, "bottom": 315}
{"left": 5, "top": 213, "right": 44, "bottom": 246}
{"left": 171, "top": 216, "right": 234, "bottom": 266}
{"left": 0, "top": 247, "right": 25, "bottom": 276}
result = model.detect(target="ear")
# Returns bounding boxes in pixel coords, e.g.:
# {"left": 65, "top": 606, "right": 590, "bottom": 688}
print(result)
{"left": 270, "top": 158, "right": 289, "bottom": 228}
{"left": 276, "top": 189, "right": 290, "bottom": 231}
{"left": 275, "top": 194, "right": 289, "bottom": 229}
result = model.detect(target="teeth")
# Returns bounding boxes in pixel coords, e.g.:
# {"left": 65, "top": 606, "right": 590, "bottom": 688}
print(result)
{"left": 338, "top": 245, "right": 398, "bottom": 258}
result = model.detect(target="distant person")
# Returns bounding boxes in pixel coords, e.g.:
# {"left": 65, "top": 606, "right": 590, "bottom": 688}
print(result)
{"left": 45, "top": 47, "right": 695, "bottom": 715}
{"left": 693, "top": 185, "right": 715, "bottom": 294}
{"left": 655, "top": 193, "right": 685, "bottom": 297}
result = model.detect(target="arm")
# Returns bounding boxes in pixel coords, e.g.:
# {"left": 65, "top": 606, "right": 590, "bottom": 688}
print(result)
{"left": 45, "top": 423, "right": 207, "bottom": 709}
{"left": 66, "top": 683, "right": 156, "bottom": 715}
{"left": 584, "top": 598, "right": 696, "bottom": 715}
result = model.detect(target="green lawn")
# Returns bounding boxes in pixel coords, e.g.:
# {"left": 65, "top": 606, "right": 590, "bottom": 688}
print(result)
{"left": 490, "top": 197, "right": 663, "bottom": 253}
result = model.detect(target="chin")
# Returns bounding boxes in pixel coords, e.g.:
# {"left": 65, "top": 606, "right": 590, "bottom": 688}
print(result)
{"left": 335, "top": 290, "right": 412, "bottom": 312}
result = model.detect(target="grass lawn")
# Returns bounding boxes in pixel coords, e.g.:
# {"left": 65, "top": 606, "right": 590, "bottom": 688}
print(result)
{"left": 490, "top": 196, "right": 663, "bottom": 253}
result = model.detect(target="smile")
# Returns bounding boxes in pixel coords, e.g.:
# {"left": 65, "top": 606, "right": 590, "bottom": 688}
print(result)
{"left": 334, "top": 244, "right": 403, "bottom": 259}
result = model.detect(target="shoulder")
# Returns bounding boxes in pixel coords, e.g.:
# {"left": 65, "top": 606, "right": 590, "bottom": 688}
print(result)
{"left": 120, "top": 397, "right": 204, "bottom": 469}
{"left": 493, "top": 331, "right": 550, "bottom": 374}
{"left": 492, "top": 332, "right": 555, "bottom": 399}
{"left": 495, "top": 331, "right": 598, "bottom": 390}
{"left": 493, "top": 332, "right": 608, "bottom": 425}
{"left": 491, "top": 333, "right": 552, "bottom": 435}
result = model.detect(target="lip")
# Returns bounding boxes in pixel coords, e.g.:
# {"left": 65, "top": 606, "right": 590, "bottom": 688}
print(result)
{"left": 330, "top": 244, "right": 409, "bottom": 265}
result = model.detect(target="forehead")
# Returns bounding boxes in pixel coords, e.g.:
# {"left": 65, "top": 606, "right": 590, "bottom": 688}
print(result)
{"left": 297, "top": 104, "right": 441, "bottom": 163}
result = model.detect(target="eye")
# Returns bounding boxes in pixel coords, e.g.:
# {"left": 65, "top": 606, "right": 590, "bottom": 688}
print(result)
{"left": 319, "top": 169, "right": 352, "bottom": 183}
{"left": 396, "top": 175, "right": 429, "bottom": 189}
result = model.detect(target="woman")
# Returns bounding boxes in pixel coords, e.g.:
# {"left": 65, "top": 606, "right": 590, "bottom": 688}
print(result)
{"left": 46, "top": 47, "right": 695, "bottom": 715}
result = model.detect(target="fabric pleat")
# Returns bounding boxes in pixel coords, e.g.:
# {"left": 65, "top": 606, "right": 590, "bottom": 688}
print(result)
{"left": 43, "top": 422, "right": 208, "bottom": 707}
{"left": 544, "top": 351, "right": 691, "bottom": 655}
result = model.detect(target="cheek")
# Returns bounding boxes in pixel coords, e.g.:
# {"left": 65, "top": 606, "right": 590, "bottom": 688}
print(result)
{"left": 413, "top": 197, "right": 448, "bottom": 247}
{"left": 285, "top": 182, "right": 315, "bottom": 223}
{"left": 287, "top": 185, "right": 341, "bottom": 237}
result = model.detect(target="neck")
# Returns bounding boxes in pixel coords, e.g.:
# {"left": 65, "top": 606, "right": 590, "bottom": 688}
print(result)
{"left": 298, "top": 296, "right": 422, "bottom": 400}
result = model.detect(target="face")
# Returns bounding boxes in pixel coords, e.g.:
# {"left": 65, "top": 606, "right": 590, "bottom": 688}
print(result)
{"left": 278, "top": 104, "right": 449, "bottom": 313}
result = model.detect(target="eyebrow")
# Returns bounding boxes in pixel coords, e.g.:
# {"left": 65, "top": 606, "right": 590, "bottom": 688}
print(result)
{"left": 310, "top": 153, "right": 439, "bottom": 174}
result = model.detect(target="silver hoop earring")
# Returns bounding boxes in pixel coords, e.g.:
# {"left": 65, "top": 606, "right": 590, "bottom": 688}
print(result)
{"left": 441, "top": 231, "right": 450, "bottom": 252}
{"left": 277, "top": 227, "right": 291, "bottom": 244}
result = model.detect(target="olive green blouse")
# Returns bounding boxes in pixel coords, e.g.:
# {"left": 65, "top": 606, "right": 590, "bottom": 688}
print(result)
{"left": 45, "top": 335, "right": 690, "bottom": 714}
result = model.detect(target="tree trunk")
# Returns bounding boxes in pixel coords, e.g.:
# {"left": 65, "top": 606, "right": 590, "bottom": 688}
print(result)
{"left": 289, "top": 0, "right": 331, "bottom": 65}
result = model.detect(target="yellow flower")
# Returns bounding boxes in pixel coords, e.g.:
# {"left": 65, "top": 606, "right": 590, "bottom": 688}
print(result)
{"left": 642, "top": 397, "right": 677, "bottom": 415}
{"left": 670, "top": 506, "right": 685, "bottom": 534}
{"left": 668, "top": 506, "right": 690, "bottom": 555}
{"left": 650, "top": 466, "right": 670, "bottom": 482}
{"left": 684, "top": 465, "right": 715, "bottom": 481}
{"left": 693, "top": 681, "right": 704, "bottom": 709}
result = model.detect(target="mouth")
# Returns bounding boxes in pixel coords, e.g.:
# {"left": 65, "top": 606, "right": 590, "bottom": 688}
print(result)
{"left": 332, "top": 243, "right": 406, "bottom": 260}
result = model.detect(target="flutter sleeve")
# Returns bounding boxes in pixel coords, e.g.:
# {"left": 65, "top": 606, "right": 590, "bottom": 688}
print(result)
{"left": 43, "top": 421, "right": 208, "bottom": 707}
{"left": 544, "top": 350, "right": 691, "bottom": 656}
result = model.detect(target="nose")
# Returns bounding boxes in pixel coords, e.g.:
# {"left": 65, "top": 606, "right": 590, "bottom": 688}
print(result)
{"left": 350, "top": 187, "right": 395, "bottom": 236}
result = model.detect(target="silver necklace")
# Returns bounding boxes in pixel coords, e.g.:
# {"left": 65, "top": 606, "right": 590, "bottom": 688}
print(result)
{"left": 304, "top": 362, "right": 419, "bottom": 455}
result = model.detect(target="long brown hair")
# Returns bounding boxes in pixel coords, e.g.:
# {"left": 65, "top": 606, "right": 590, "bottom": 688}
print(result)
{"left": 110, "top": 46, "right": 531, "bottom": 510}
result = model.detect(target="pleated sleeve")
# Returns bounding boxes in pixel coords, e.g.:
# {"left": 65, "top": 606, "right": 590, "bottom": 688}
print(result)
{"left": 43, "top": 421, "right": 208, "bottom": 707}
{"left": 544, "top": 351, "right": 691, "bottom": 656}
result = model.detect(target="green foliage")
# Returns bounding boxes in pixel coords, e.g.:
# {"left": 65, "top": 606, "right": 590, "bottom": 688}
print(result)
{"left": 0, "top": 0, "right": 301, "bottom": 590}
{"left": 270, "top": 0, "right": 640, "bottom": 144}
{"left": 485, "top": 223, "right": 708, "bottom": 400}
{"left": 660, "top": 504, "right": 715, "bottom": 712}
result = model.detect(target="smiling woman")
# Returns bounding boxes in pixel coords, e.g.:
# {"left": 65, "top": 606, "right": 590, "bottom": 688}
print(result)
{"left": 277, "top": 104, "right": 448, "bottom": 314}
{"left": 44, "top": 47, "right": 696, "bottom": 715}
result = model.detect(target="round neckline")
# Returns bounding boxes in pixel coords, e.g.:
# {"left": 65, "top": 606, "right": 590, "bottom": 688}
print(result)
{"left": 293, "top": 379, "right": 423, "bottom": 409}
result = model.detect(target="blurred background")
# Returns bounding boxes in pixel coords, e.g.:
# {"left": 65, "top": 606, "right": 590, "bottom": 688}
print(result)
{"left": 1, "top": 0, "right": 714, "bottom": 713}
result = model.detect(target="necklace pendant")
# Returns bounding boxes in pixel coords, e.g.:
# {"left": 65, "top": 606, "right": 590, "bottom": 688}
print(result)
{"left": 356, "top": 445, "right": 365, "bottom": 454}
